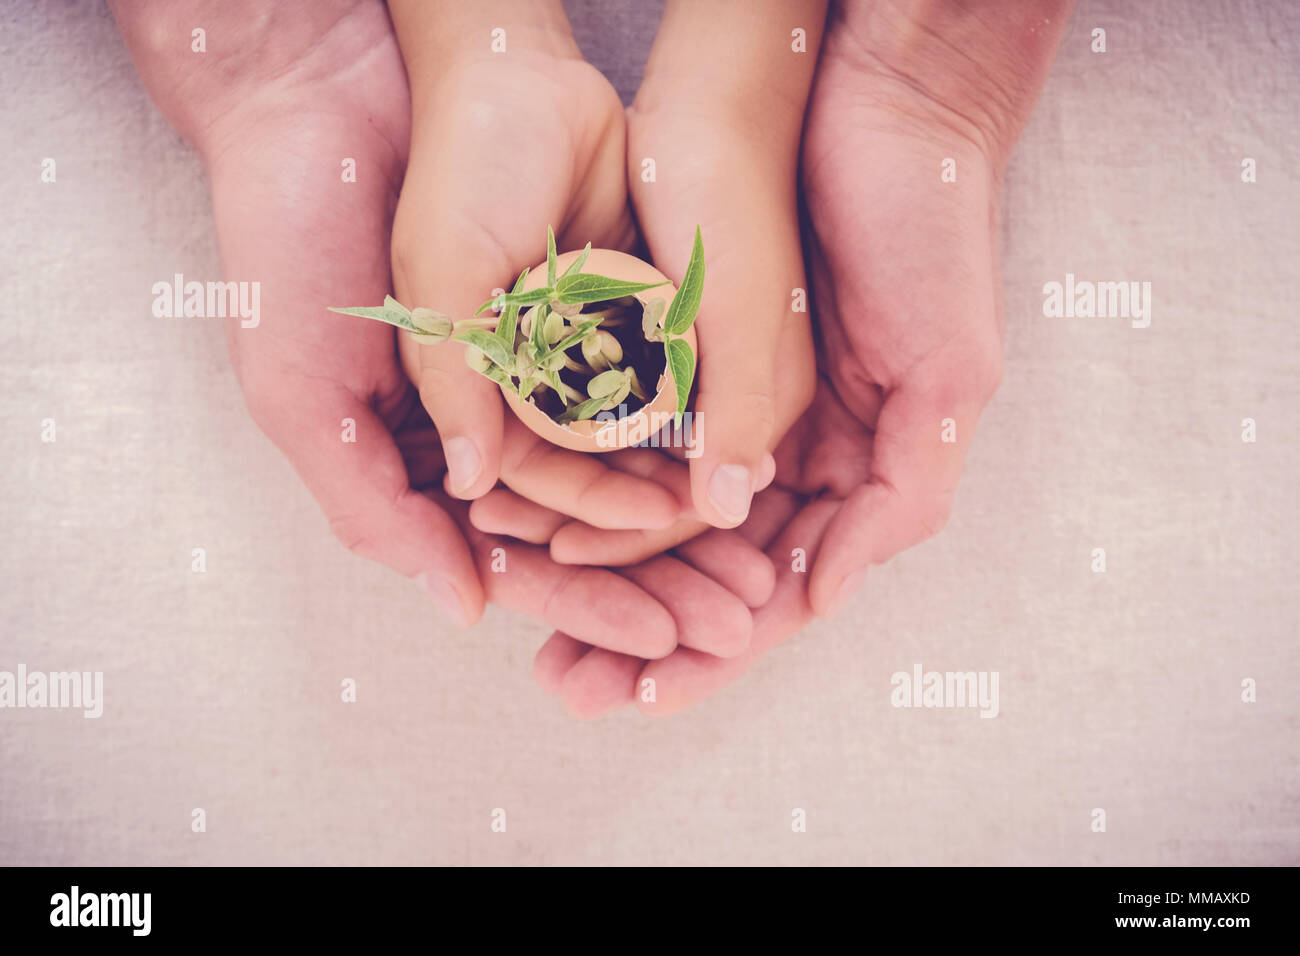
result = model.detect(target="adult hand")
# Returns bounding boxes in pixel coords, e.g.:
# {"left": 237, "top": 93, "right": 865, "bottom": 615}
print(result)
{"left": 112, "top": 0, "right": 486, "bottom": 625}
{"left": 799, "top": 0, "right": 1070, "bottom": 614}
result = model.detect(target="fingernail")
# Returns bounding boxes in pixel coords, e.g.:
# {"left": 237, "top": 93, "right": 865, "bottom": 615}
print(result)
{"left": 443, "top": 436, "right": 482, "bottom": 495}
{"left": 417, "top": 572, "right": 471, "bottom": 627}
{"left": 708, "top": 463, "right": 753, "bottom": 524}
{"left": 826, "top": 566, "right": 868, "bottom": 618}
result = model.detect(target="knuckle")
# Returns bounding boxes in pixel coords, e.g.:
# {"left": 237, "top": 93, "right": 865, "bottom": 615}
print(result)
{"left": 328, "top": 510, "right": 376, "bottom": 557}
{"left": 540, "top": 565, "right": 583, "bottom": 622}
{"left": 916, "top": 494, "right": 954, "bottom": 540}
{"left": 328, "top": 496, "right": 402, "bottom": 562}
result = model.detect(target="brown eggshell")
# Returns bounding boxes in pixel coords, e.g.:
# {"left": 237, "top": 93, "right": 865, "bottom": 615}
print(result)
{"left": 398, "top": 248, "right": 697, "bottom": 454}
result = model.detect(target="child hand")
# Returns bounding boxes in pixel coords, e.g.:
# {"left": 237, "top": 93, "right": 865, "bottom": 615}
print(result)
{"left": 621, "top": 0, "right": 824, "bottom": 529}
{"left": 388, "top": 1, "right": 635, "bottom": 502}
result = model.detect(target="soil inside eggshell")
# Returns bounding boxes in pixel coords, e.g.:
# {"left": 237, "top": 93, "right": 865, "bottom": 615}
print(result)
{"left": 529, "top": 295, "right": 667, "bottom": 421}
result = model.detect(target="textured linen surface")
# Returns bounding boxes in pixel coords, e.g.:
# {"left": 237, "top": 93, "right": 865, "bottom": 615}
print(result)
{"left": 0, "top": 0, "right": 1296, "bottom": 864}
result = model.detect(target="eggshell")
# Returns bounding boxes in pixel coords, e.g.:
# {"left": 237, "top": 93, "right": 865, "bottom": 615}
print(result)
{"left": 398, "top": 248, "right": 698, "bottom": 454}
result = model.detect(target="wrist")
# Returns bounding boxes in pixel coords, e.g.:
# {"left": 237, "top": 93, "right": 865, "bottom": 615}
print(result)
{"left": 109, "top": 0, "right": 246, "bottom": 153}
{"left": 110, "top": 0, "right": 406, "bottom": 166}
{"left": 390, "top": 0, "right": 581, "bottom": 115}
{"left": 634, "top": 1, "right": 825, "bottom": 143}
{"left": 829, "top": 0, "right": 1072, "bottom": 165}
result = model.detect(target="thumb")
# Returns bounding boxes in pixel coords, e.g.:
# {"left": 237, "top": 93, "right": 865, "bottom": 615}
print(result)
{"left": 809, "top": 355, "right": 997, "bottom": 616}
{"left": 392, "top": 220, "right": 508, "bottom": 501}
{"left": 685, "top": 232, "right": 783, "bottom": 529}
{"left": 244, "top": 370, "right": 485, "bottom": 626}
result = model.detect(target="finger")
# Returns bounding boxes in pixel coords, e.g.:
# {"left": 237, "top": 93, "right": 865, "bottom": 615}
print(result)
{"left": 637, "top": 498, "right": 841, "bottom": 716}
{"left": 546, "top": 463, "right": 781, "bottom": 569}
{"left": 419, "top": 352, "right": 504, "bottom": 500}
{"left": 533, "top": 632, "right": 592, "bottom": 696}
{"left": 608, "top": 445, "right": 776, "bottom": 511}
{"left": 471, "top": 532, "right": 677, "bottom": 659}
{"left": 619, "top": 555, "right": 752, "bottom": 658}
{"left": 498, "top": 416, "right": 680, "bottom": 530}
{"left": 640, "top": 216, "right": 798, "bottom": 529}
{"left": 392, "top": 215, "right": 513, "bottom": 502}
{"left": 249, "top": 374, "right": 484, "bottom": 626}
{"left": 603, "top": 446, "right": 694, "bottom": 510}
{"left": 535, "top": 534, "right": 780, "bottom": 712}
{"left": 469, "top": 488, "right": 568, "bottom": 544}
{"left": 810, "top": 356, "right": 996, "bottom": 617}
{"left": 550, "top": 518, "right": 708, "bottom": 567}
{"left": 559, "top": 648, "right": 644, "bottom": 719}
{"left": 690, "top": 307, "right": 779, "bottom": 529}
{"left": 734, "top": 485, "right": 802, "bottom": 551}
{"left": 530, "top": 496, "right": 795, "bottom": 712}
{"left": 541, "top": 447, "right": 743, "bottom": 564}
{"left": 672, "top": 529, "right": 776, "bottom": 609}
{"left": 392, "top": 224, "right": 506, "bottom": 500}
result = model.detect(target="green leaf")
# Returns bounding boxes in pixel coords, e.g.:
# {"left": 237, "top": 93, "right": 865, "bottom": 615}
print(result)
{"left": 515, "top": 341, "right": 539, "bottom": 378}
{"left": 666, "top": 337, "right": 695, "bottom": 422}
{"left": 383, "top": 295, "right": 411, "bottom": 318}
{"left": 548, "top": 370, "right": 568, "bottom": 406}
{"left": 557, "top": 395, "right": 609, "bottom": 423}
{"left": 328, "top": 305, "right": 418, "bottom": 333}
{"left": 543, "top": 309, "right": 566, "bottom": 345}
{"left": 546, "top": 226, "right": 558, "bottom": 289}
{"left": 452, "top": 329, "right": 515, "bottom": 370}
{"left": 664, "top": 225, "right": 705, "bottom": 336}
{"left": 560, "top": 242, "right": 592, "bottom": 279}
{"left": 553, "top": 273, "right": 662, "bottom": 305}
{"left": 587, "top": 369, "right": 625, "bottom": 400}
{"left": 602, "top": 379, "right": 631, "bottom": 410}
{"left": 541, "top": 318, "right": 600, "bottom": 359}
{"left": 530, "top": 302, "right": 550, "bottom": 354}
{"left": 410, "top": 308, "right": 452, "bottom": 338}
{"left": 475, "top": 286, "right": 551, "bottom": 315}
{"left": 641, "top": 297, "right": 666, "bottom": 341}
{"left": 496, "top": 267, "right": 529, "bottom": 347}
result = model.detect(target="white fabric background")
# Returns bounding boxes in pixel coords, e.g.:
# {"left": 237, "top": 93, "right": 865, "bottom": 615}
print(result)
{"left": 1, "top": 0, "right": 1296, "bottom": 865}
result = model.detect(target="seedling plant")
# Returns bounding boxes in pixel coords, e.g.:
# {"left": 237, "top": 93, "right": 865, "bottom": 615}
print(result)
{"left": 330, "top": 227, "right": 705, "bottom": 425}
